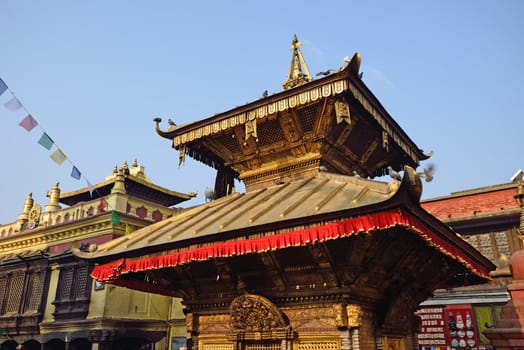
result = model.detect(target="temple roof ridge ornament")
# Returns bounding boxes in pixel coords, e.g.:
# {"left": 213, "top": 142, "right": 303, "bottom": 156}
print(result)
{"left": 282, "top": 34, "right": 313, "bottom": 90}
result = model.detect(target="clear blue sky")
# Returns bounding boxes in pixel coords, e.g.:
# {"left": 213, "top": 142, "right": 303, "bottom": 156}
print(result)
{"left": 1, "top": 1, "right": 522, "bottom": 224}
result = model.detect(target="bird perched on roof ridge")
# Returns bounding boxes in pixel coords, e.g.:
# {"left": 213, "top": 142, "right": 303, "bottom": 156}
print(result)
{"left": 316, "top": 69, "right": 335, "bottom": 77}
{"left": 167, "top": 118, "right": 177, "bottom": 131}
{"left": 204, "top": 187, "right": 215, "bottom": 202}
{"left": 387, "top": 166, "right": 402, "bottom": 181}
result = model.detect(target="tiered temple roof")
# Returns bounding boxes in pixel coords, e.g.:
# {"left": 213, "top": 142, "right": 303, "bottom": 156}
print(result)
{"left": 82, "top": 37, "right": 494, "bottom": 311}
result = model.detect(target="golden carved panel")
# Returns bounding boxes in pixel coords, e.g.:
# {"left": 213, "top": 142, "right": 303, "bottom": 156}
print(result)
{"left": 346, "top": 304, "right": 362, "bottom": 328}
{"left": 201, "top": 342, "right": 234, "bottom": 350}
{"left": 284, "top": 307, "right": 337, "bottom": 330}
{"left": 296, "top": 340, "right": 339, "bottom": 350}
{"left": 230, "top": 294, "right": 288, "bottom": 331}
{"left": 198, "top": 314, "right": 231, "bottom": 335}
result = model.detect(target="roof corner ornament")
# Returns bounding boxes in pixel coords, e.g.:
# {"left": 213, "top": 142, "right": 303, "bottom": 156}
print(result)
{"left": 342, "top": 53, "right": 362, "bottom": 76}
{"left": 153, "top": 117, "right": 175, "bottom": 138}
{"left": 179, "top": 143, "right": 186, "bottom": 167}
{"left": 244, "top": 116, "right": 258, "bottom": 144}
{"left": 335, "top": 99, "right": 351, "bottom": 125}
{"left": 282, "top": 34, "right": 313, "bottom": 90}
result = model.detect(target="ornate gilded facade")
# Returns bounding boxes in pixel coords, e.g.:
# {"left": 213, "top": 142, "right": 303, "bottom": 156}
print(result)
{"left": 79, "top": 36, "right": 495, "bottom": 350}
{"left": 0, "top": 161, "right": 195, "bottom": 350}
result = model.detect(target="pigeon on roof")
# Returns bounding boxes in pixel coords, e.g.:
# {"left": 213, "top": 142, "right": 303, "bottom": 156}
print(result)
{"left": 387, "top": 166, "right": 402, "bottom": 181}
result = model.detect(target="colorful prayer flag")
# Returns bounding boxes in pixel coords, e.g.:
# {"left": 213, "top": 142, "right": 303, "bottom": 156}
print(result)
{"left": 125, "top": 223, "right": 133, "bottom": 234}
{"left": 87, "top": 180, "right": 94, "bottom": 197}
{"left": 50, "top": 148, "right": 66, "bottom": 165}
{"left": 0, "top": 78, "right": 7, "bottom": 96}
{"left": 99, "top": 197, "right": 107, "bottom": 212}
{"left": 71, "top": 166, "right": 81, "bottom": 180}
{"left": 18, "top": 114, "right": 38, "bottom": 132}
{"left": 4, "top": 96, "right": 22, "bottom": 111}
{"left": 111, "top": 210, "right": 121, "bottom": 225}
{"left": 38, "top": 132, "right": 54, "bottom": 150}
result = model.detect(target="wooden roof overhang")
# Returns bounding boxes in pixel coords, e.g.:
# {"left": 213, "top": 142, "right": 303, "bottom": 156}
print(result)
{"left": 60, "top": 174, "right": 195, "bottom": 207}
{"left": 78, "top": 167, "right": 494, "bottom": 314}
{"left": 155, "top": 54, "right": 430, "bottom": 190}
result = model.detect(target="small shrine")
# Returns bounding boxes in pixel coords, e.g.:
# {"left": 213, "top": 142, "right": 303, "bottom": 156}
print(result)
{"left": 78, "top": 36, "right": 495, "bottom": 350}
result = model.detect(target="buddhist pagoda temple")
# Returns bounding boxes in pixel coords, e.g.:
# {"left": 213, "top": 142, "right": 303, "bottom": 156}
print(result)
{"left": 79, "top": 36, "right": 496, "bottom": 350}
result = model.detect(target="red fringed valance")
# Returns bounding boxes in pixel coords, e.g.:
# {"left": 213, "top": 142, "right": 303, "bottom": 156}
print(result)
{"left": 91, "top": 209, "right": 491, "bottom": 291}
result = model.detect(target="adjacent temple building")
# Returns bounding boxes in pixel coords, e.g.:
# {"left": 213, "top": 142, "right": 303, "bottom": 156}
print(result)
{"left": 79, "top": 36, "right": 495, "bottom": 350}
{"left": 0, "top": 161, "right": 196, "bottom": 350}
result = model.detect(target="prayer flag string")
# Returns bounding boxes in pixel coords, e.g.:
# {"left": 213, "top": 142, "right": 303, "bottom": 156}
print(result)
{"left": 0, "top": 77, "right": 113, "bottom": 209}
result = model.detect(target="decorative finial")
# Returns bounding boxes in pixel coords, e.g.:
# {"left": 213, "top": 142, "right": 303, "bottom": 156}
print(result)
{"left": 132, "top": 159, "right": 138, "bottom": 168}
{"left": 283, "top": 34, "right": 313, "bottom": 90}
{"left": 122, "top": 161, "right": 130, "bottom": 175}
{"left": 44, "top": 182, "right": 61, "bottom": 212}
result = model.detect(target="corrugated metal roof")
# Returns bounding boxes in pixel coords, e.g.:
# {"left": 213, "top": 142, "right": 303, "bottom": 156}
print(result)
{"left": 89, "top": 172, "right": 396, "bottom": 258}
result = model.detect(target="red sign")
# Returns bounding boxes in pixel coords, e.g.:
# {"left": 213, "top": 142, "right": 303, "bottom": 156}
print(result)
{"left": 416, "top": 307, "right": 447, "bottom": 347}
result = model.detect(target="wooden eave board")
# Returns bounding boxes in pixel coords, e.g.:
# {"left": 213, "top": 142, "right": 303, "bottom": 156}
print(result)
{"left": 158, "top": 69, "right": 428, "bottom": 167}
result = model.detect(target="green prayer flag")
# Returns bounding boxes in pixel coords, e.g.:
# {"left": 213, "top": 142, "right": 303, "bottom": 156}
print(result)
{"left": 38, "top": 132, "right": 54, "bottom": 150}
{"left": 111, "top": 210, "right": 121, "bottom": 225}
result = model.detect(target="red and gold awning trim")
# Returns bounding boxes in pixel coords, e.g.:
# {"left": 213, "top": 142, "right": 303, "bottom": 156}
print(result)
{"left": 91, "top": 209, "right": 491, "bottom": 286}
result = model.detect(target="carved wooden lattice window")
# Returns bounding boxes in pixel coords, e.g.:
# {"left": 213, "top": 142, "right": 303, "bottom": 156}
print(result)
{"left": 73, "top": 264, "right": 90, "bottom": 300}
{"left": 23, "top": 270, "right": 44, "bottom": 313}
{"left": 464, "top": 230, "right": 515, "bottom": 262}
{"left": 53, "top": 261, "right": 92, "bottom": 320}
{"left": 0, "top": 275, "right": 8, "bottom": 314}
{"left": 57, "top": 266, "right": 74, "bottom": 300}
{"left": 5, "top": 272, "right": 24, "bottom": 314}
{"left": 0, "top": 265, "right": 48, "bottom": 335}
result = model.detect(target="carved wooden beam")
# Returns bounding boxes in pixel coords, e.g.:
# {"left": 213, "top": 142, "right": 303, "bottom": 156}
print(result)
{"left": 313, "top": 98, "right": 335, "bottom": 137}
{"left": 360, "top": 138, "right": 380, "bottom": 165}
{"left": 308, "top": 243, "right": 342, "bottom": 288}
{"left": 259, "top": 252, "right": 287, "bottom": 291}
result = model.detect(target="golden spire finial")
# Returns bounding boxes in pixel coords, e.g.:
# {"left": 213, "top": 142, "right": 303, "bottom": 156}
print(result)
{"left": 44, "top": 182, "right": 61, "bottom": 212}
{"left": 23, "top": 192, "right": 34, "bottom": 214}
{"left": 283, "top": 34, "right": 313, "bottom": 90}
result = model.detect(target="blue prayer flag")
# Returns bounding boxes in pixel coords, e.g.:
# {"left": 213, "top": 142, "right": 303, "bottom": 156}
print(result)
{"left": 71, "top": 166, "right": 81, "bottom": 180}
{"left": 0, "top": 79, "right": 7, "bottom": 96}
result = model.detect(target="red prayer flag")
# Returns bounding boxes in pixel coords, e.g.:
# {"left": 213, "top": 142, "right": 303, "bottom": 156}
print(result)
{"left": 18, "top": 114, "right": 38, "bottom": 131}
{"left": 99, "top": 197, "right": 107, "bottom": 212}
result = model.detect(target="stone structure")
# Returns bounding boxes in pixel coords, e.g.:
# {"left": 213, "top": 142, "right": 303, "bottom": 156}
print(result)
{"left": 483, "top": 181, "right": 524, "bottom": 348}
{"left": 0, "top": 161, "right": 195, "bottom": 350}
{"left": 79, "top": 36, "right": 495, "bottom": 350}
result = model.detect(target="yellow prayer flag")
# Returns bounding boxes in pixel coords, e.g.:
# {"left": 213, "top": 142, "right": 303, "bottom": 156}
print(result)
{"left": 50, "top": 148, "right": 66, "bottom": 165}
